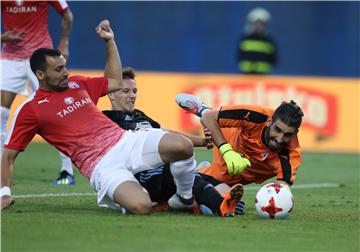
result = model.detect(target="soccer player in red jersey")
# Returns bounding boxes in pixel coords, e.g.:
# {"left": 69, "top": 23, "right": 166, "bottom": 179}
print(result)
{"left": 176, "top": 94, "right": 304, "bottom": 214}
{"left": 1, "top": 20, "right": 200, "bottom": 215}
{"left": 1, "top": 1, "right": 75, "bottom": 184}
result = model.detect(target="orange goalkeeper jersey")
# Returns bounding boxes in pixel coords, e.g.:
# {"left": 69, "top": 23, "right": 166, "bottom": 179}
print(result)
{"left": 198, "top": 104, "right": 302, "bottom": 185}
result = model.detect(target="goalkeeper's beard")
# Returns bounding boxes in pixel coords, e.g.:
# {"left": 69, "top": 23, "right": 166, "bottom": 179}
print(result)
{"left": 264, "top": 129, "right": 286, "bottom": 152}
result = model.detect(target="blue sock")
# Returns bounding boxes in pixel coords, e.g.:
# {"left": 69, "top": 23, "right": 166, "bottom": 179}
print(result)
{"left": 235, "top": 201, "right": 246, "bottom": 215}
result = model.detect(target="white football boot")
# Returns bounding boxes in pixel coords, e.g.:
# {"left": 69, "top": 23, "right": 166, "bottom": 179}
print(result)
{"left": 175, "top": 93, "right": 211, "bottom": 117}
{"left": 168, "top": 193, "right": 194, "bottom": 209}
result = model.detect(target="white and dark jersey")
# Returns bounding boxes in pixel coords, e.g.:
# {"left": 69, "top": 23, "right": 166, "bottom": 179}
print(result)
{"left": 102, "top": 109, "right": 161, "bottom": 131}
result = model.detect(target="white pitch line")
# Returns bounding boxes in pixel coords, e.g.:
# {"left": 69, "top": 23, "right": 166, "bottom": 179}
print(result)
{"left": 245, "top": 183, "right": 340, "bottom": 190}
{"left": 14, "top": 192, "right": 96, "bottom": 198}
{"left": 13, "top": 183, "right": 340, "bottom": 199}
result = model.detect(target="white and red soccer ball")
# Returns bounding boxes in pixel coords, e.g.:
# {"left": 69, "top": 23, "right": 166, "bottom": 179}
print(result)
{"left": 255, "top": 182, "right": 294, "bottom": 219}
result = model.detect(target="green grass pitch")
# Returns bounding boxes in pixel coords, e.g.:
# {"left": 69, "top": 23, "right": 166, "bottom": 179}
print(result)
{"left": 1, "top": 143, "right": 359, "bottom": 251}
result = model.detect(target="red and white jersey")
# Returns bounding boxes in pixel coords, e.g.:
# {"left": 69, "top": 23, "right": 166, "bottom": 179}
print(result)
{"left": 5, "top": 76, "right": 126, "bottom": 179}
{"left": 1, "top": 1, "right": 69, "bottom": 60}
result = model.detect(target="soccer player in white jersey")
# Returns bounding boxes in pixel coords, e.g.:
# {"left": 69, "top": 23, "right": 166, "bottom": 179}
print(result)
{"left": 0, "top": 20, "right": 198, "bottom": 215}
{"left": 1, "top": 1, "right": 75, "bottom": 185}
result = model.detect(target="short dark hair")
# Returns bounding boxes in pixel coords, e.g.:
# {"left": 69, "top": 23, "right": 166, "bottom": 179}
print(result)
{"left": 30, "top": 48, "right": 62, "bottom": 74}
{"left": 272, "top": 100, "right": 304, "bottom": 129}
{"left": 122, "top": 67, "right": 136, "bottom": 80}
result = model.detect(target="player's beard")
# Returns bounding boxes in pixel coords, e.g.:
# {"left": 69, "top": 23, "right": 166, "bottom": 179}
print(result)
{"left": 267, "top": 138, "right": 286, "bottom": 152}
{"left": 52, "top": 78, "right": 68, "bottom": 92}
{"left": 42, "top": 75, "right": 68, "bottom": 92}
{"left": 264, "top": 127, "right": 286, "bottom": 152}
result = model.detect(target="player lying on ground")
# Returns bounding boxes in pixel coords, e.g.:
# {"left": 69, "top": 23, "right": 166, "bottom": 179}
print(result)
{"left": 103, "top": 67, "right": 244, "bottom": 216}
{"left": 176, "top": 94, "right": 304, "bottom": 214}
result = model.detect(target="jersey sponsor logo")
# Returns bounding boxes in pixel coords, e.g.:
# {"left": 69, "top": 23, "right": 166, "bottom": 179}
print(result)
{"left": 68, "top": 81, "right": 80, "bottom": 89}
{"left": 38, "top": 98, "right": 50, "bottom": 104}
{"left": 135, "top": 121, "right": 152, "bottom": 131}
{"left": 15, "top": 0, "right": 24, "bottom": 6}
{"left": 57, "top": 97, "right": 92, "bottom": 118}
{"left": 64, "top": 97, "right": 74, "bottom": 105}
{"left": 6, "top": 5, "right": 37, "bottom": 14}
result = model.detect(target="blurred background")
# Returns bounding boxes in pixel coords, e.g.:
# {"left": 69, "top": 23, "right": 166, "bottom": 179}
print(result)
{"left": 12, "top": 1, "right": 360, "bottom": 153}
{"left": 2, "top": 3, "right": 359, "bottom": 250}
{"left": 49, "top": 1, "right": 359, "bottom": 77}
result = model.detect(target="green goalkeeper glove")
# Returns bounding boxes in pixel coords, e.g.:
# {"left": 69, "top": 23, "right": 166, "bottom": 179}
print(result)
{"left": 219, "top": 143, "right": 251, "bottom": 175}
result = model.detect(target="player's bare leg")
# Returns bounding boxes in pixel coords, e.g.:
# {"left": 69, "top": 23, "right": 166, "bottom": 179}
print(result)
{"left": 1, "top": 90, "right": 17, "bottom": 154}
{"left": 113, "top": 181, "right": 152, "bottom": 214}
{"left": 1, "top": 90, "right": 17, "bottom": 108}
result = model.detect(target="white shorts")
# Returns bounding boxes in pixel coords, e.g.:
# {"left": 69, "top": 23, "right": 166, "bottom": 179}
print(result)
{"left": 0, "top": 59, "right": 39, "bottom": 95}
{"left": 90, "top": 128, "right": 167, "bottom": 209}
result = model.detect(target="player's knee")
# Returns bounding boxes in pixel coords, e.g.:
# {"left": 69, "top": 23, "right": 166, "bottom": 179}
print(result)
{"left": 0, "top": 91, "right": 16, "bottom": 108}
{"left": 127, "top": 199, "right": 153, "bottom": 215}
{"left": 176, "top": 136, "right": 193, "bottom": 160}
{"left": 159, "top": 134, "right": 194, "bottom": 162}
{"left": 112, "top": 181, "right": 153, "bottom": 214}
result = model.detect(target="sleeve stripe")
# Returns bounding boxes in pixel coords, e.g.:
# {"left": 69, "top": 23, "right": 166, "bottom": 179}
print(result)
{"left": 278, "top": 151, "right": 292, "bottom": 185}
{"left": 50, "top": 0, "right": 69, "bottom": 14}
{"left": 218, "top": 109, "right": 268, "bottom": 123}
{"left": 57, "top": 0, "right": 68, "bottom": 9}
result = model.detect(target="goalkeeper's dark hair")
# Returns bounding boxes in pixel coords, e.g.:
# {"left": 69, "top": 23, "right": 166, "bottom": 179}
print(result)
{"left": 272, "top": 100, "right": 304, "bottom": 129}
{"left": 122, "top": 67, "right": 136, "bottom": 80}
{"left": 30, "top": 48, "right": 62, "bottom": 74}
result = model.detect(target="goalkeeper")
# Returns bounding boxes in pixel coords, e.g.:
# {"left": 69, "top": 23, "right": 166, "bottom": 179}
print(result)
{"left": 176, "top": 94, "right": 304, "bottom": 215}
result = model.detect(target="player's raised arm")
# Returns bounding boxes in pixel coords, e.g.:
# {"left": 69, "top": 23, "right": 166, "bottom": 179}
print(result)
{"left": 0, "top": 149, "right": 20, "bottom": 209}
{"left": 96, "top": 20, "right": 122, "bottom": 93}
{"left": 57, "top": 8, "right": 73, "bottom": 60}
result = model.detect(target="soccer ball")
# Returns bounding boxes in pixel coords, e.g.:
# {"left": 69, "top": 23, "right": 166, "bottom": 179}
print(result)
{"left": 255, "top": 182, "right": 294, "bottom": 219}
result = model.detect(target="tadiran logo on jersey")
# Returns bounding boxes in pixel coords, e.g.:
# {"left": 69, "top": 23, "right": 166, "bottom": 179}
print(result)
{"left": 6, "top": 1, "right": 37, "bottom": 13}
{"left": 57, "top": 97, "right": 92, "bottom": 118}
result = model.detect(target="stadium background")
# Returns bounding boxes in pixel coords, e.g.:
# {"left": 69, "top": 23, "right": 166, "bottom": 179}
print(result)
{"left": 9, "top": 1, "right": 360, "bottom": 153}
{"left": 53, "top": 2, "right": 359, "bottom": 76}
{"left": 2, "top": 2, "right": 359, "bottom": 251}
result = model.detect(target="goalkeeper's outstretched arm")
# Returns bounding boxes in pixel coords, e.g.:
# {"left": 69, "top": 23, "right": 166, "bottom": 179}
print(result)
{"left": 200, "top": 110, "right": 227, "bottom": 147}
{"left": 201, "top": 110, "right": 250, "bottom": 175}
